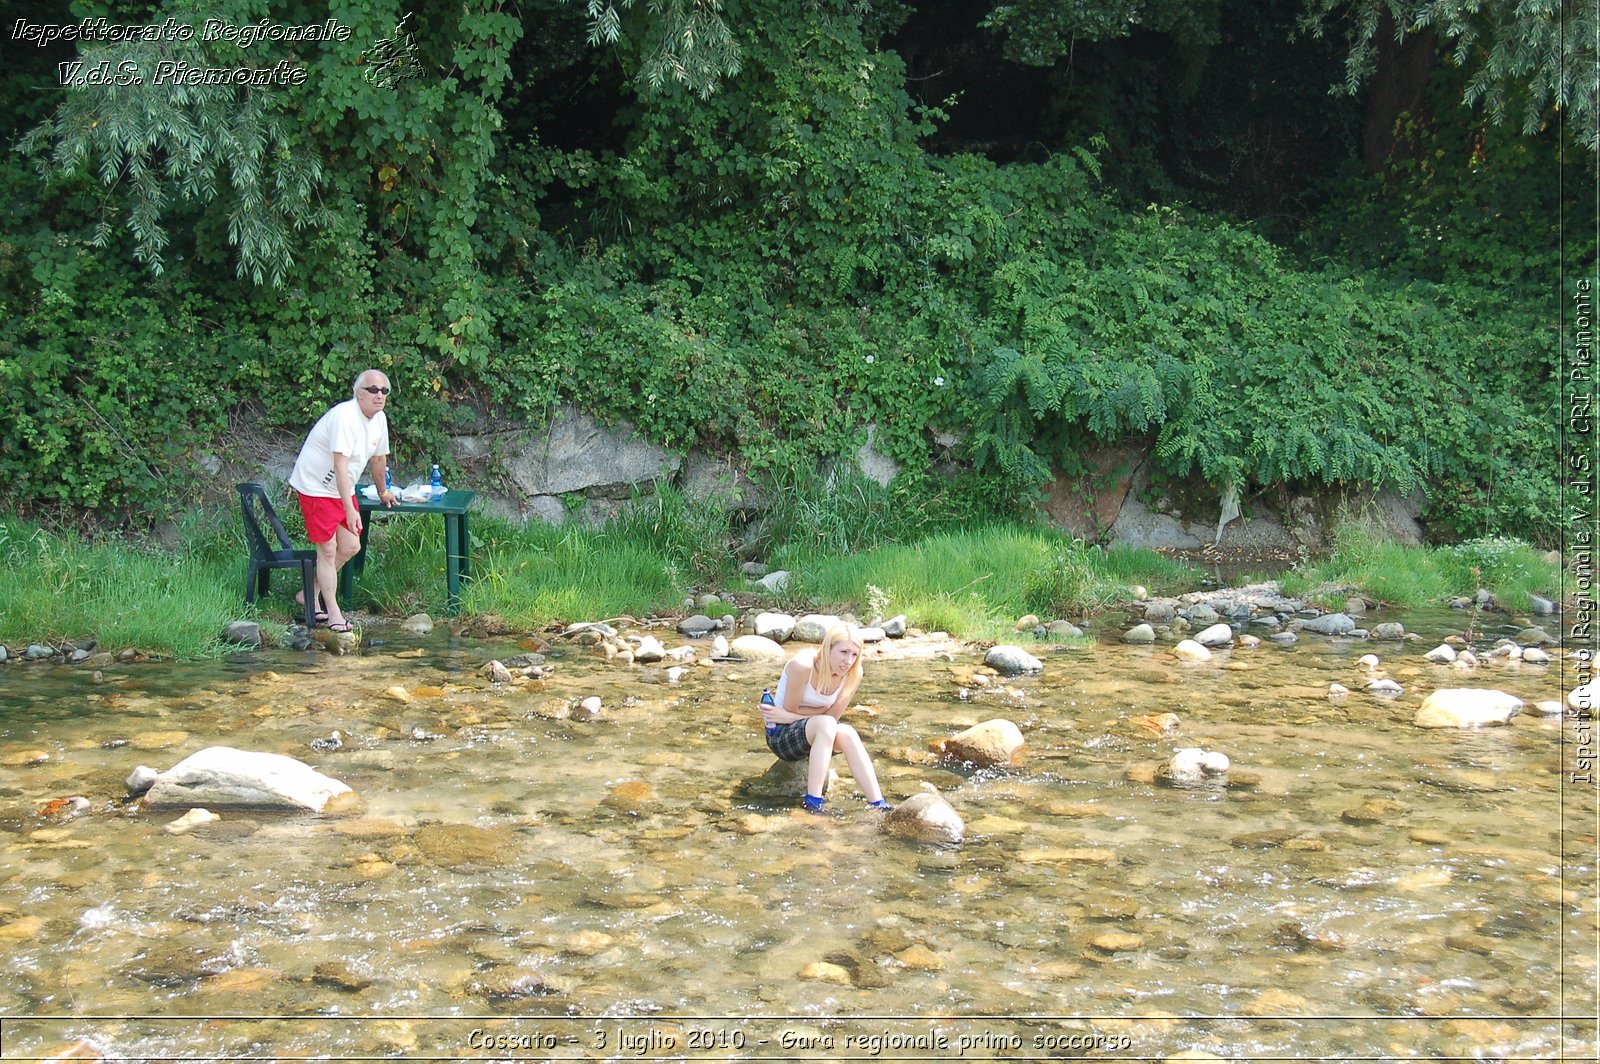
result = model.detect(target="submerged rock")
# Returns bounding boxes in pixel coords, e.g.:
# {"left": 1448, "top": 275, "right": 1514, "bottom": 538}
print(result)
{"left": 932, "top": 719, "right": 1025, "bottom": 767}
{"left": 1122, "top": 624, "right": 1156, "bottom": 644}
{"left": 740, "top": 759, "right": 838, "bottom": 799}
{"left": 882, "top": 787, "right": 964, "bottom": 845}
{"left": 1414, "top": 688, "right": 1523, "bottom": 728}
{"left": 143, "top": 747, "right": 353, "bottom": 812}
{"left": 1173, "top": 639, "right": 1212, "bottom": 662}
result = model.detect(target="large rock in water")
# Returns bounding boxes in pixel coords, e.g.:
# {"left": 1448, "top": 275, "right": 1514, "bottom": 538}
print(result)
{"left": 883, "top": 788, "right": 964, "bottom": 845}
{"left": 1300, "top": 613, "right": 1357, "bottom": 636}
{"left": 1414, "top": 689, "right": 1524, "bottom": 729}
{"left": 984, "top": 645, "right": 1042, "bottom": 676}
{"left": 728, "top": 635, "right": 786, "bottom": 660}
{"left": 932, "top": 719, "right": 1025, "bottom": 767}
{"left": 143, "top": 747, "right": 353, "bottom": 812}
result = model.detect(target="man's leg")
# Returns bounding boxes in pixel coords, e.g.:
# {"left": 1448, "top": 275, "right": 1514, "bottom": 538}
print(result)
{"left": 313, "top": 538, "right": 343, "bottom": 627}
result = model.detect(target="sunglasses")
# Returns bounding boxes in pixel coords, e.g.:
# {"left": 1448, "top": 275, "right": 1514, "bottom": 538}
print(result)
{"left": 362, "top": 386, "right": 391, "bottom": 395}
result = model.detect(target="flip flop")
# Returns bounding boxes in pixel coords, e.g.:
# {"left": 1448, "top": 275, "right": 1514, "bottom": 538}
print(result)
{"left": 325, "top": 620, "right": 355, "bottom": 633}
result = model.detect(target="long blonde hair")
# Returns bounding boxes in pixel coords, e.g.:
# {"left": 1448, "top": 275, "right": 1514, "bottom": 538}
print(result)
{"left": 812, "top": 622, "right": 864, "bottom": 696}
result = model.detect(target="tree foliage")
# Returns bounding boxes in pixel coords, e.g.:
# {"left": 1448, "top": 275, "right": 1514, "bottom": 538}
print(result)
{"left": 1300, "top": 0, "right": 1600, "bottom": 153}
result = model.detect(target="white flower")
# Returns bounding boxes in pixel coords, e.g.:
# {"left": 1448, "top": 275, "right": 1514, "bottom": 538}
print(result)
{"left": 934, "top": 376, "right": 945, "bottom": 387}
{"left": 864, "top": 354, "right": 875, "bottom": 364}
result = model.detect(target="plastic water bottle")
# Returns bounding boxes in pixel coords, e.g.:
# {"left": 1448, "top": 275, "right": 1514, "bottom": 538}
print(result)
{"left": 430, "top": 464, "right": 443, "bottom": 500}
{"left": 760, "top": 688, "right": 777, "bottom": 733}
{"left": 384, "top": 467, "right": 393, "bottom": 494}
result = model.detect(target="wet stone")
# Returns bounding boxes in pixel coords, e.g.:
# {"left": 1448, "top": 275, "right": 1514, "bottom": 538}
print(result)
{"left": 412, "top": 823, "right": 517, "bottom": 867}
{"left": 313, "top": 961, "right": 373, "bottom": 992}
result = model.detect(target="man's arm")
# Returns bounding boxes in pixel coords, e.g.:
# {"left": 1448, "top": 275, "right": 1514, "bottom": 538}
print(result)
{"left": 368, "top": 455, "right": 395, "bottom": 506}
{"left": 333, "top": 453, "right": 361, "bottom": 533}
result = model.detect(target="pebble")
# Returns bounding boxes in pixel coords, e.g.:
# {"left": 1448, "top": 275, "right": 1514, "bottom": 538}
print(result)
{"left": 1357, "top": 654, "right": 1380, "bottom": 670}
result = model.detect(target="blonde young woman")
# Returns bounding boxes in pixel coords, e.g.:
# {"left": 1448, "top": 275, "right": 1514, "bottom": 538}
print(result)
{"left": 759, "top": 623, "right": 890, "bottom": 813}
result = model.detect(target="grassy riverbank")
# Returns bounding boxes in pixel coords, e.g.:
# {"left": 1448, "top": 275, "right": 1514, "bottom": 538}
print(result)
{"left": 0, "top": 502, "right": 1566, "bottom": 660}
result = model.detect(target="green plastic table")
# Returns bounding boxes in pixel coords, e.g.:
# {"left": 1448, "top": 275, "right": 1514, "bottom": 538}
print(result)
{"left": 339, "top": 489, "right": 475, "bottom": 614}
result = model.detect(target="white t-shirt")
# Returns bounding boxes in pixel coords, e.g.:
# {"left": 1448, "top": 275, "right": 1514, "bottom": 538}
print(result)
{"left": 289, "top": 399, "right": 389, "bottom": 498}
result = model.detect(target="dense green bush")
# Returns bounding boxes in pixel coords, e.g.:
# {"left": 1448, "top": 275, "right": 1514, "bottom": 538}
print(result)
{"left": 0, "top": 0, "right": 1567, "bottom": 546}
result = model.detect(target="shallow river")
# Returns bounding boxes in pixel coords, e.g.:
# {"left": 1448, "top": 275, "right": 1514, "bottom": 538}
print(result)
{"left": 0, "top": 608, "right": 1595, "bottom": 1062}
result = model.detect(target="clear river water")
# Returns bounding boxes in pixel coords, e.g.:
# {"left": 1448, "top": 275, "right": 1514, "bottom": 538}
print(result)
{"left": 0, "top": 607, "right": 1595, "bottom": 1062}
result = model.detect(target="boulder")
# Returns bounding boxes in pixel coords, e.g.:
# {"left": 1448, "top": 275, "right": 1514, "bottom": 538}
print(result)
{"left": 1300, "top": 613, "right": 1357, "bottom": 636}
{"left": 933, "top": 719, "right": 1025, "bottom": 768}
{"left": 791, "top": 614, "right": 842, "bottom": 643}
{"left": 401, "top": 613, "right": 434, "bottom": 634}
{"left": 1414, "top": 689, "right": 1524, "bottom": 729}
{"left": 1193, "top": 623, "right": 1234, "bottom": 647}
{"left": 143, "top": 747, "right": 353, "bottom": 812}
{"left": 984, "top": 645, "right": 1042, "bottom": 676}
{"left": 728, "top": 635, "right": 786, "bottom": 660}
{"left": 632, "top": 636, "right": 666, "bottom": 663}
{"left": 881, "top": 615, "right": 907, "bottom": 638}
{"left": 1045, "top": 620, "right": 1083, "bottom": 639}
{"left": 1174, "top": 640, "right": 1212, "bottom": 662}
{"left": 754, "top": 612, "right": 795, "bottom": 642}
{"left": 1369, "top": 622, "right": 1406, "bottom": 640}
{"left": 882, "top": 788, "right": 964, "bottom": 845}
{"left": 740, "top": 759, "right": 837, "bottom": 799}
{"left": 1424, "top": 644, "right": 1458, "bottom": 664}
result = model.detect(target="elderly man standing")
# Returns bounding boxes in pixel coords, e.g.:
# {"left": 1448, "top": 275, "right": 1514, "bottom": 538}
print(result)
{"left": 288, "top": 369, "right": 397, "bottom": 631}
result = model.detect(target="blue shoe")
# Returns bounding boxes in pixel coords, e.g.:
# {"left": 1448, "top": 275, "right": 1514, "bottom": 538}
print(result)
{"left": 802, "top": 793, "right": 826, "bottom": 814}
{"left": 867, "top": 799, "right": 892, "bottom": 812}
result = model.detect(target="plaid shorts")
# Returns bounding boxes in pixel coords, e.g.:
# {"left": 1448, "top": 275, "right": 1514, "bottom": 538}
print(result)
{"left": 765, "top": 720, "right": 812, "bottom": 761}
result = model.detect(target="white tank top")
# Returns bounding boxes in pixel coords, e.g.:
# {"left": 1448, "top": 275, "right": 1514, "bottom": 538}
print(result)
{"left": 774, "top": 650, "right": 845, "bottom": 710}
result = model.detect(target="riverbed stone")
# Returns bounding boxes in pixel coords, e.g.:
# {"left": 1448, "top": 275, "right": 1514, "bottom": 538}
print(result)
{"left": 25, "top": 644, "right": 56, "bottom": 660}
{"left": 1157, "top": 747, "right": 1230, "bottom": 786}
{"left": 1144, "top": 601, "right": 1176, "bottom": 623}
{"left": 1269, "top": 631, "right": 1298, "bottom": 645}
{"left": 740, "top": 759, "right": 838, "bottom": 799}
{"left": 1569, "top": 681, "right": 1600, "bottom": 711}
{"left": 39, "top": 1041, "right": 110, "bottom": 1062}
{"left": 144, "top": 747, "right": 354, "bottom": 812}
{"left": 1173, "top": 640, "right": 1212, "bottom": 662}
{"left": 882, "top": 615, "right": 907, "bottom": 637}
{"left": 1414, "top": 688, "right": 1523, "bottom": 728}
{"left": 1424, "top": 644, "right": 1458, "bottom": 663}
{"left": 933, "top": 719, "right": 1025, "bottom": 767}
{"left": 1516, "top": 627, "right": 1555, "bottom": 646}
{"left": 401, "top": 613, "right": 434, "bottom": 634}
{"left": 1193, "top": 623, "right": 1233, "bottom": 647}
{"left": 1521, "top": 646, "right": 1550, "bottom": 664}
{"left": 1366, "top": 679, "right": 1404, "bottom": 696}
{"left": 1300, "top": 613, "right": 1357, "bottom": 636}
{"left": 1528, "top": 594, "right": 1556, "bottom": 615}
{"left": 164, "top": 807, "right": 220, "bottom": 835}
{"left": 1122, "top": 624, "right": 1156, "bottom": 644}
{"left": 729, "top": 635, "right": 786, "bottom": 660}
{"left": 1369, "top": 622, "right": 1406, "bottom": 640}
{"left": 1185, "top": 604, "right": 1219, "bottom": 625}
{"left": 792, "top": 614, "right": 841, "bottom": 642}
{"left": 413, "top": 823, "right": 517, "bottom": 867}
{"left": 632, "top": 636, "right": 667, "bottom": 663}
{"left": 882, "top": 788, "right": 964, "bottom": 845}
{"left": 126, "top": 765, "right": 158, "bottom": 796}
{"left": 985, "top": 645, "right": 1042, "bottom": 676}
{"left": 754, "top": 612, "right": 795, "bottom": 642}
{"left": 676, "top": 614, "right": 717, "bottom": 638}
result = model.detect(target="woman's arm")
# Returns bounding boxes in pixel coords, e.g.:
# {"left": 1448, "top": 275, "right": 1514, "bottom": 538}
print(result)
{"left": 761, "top": 655, "right": 824, "bottom": 725}
{"left": 824, "top": 671, "right": 863, "bottom": 719}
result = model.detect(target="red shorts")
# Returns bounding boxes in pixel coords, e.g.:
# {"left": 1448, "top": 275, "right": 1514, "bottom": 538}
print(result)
{"left": 297, "top": 493, "right": 358, "bottom": 544}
